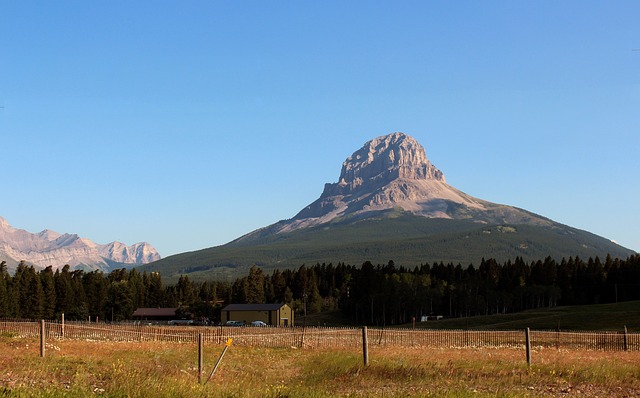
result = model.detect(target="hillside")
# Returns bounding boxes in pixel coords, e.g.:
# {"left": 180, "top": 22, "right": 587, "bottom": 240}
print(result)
{"left": 141, "top": 209, "right": 633, "bottom": 282}
{"left": 139, "top": 133, "right": 634, "bottom": 281}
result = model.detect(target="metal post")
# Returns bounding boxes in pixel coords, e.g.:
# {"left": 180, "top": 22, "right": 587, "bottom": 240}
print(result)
{"left": 205, "top": 338, "right": 233, "bottom": 384}
{"left": 525, "top": 327, "right": 531, "bottom": 366}
{"left": 362, "top": 326, "right": 369, "bottom": 367}
{"left": 40, "top": 320, "right": 45, "bottom": 358}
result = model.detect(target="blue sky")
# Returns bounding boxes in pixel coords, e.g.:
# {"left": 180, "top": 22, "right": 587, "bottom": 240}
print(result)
{"left": 1, "top": 1, "right": 639, "bottom": 257}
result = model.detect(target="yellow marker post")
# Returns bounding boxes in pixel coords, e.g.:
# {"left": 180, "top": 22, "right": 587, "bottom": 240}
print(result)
{"left": 205, "top": 338, "right": 233, "bottom": 384}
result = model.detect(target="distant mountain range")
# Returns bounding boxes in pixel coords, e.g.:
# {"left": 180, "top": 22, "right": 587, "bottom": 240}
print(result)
{"left": 141, "top": 132, "right": 635, "bottom": 281}
{"left": 0, "top": 216, "right": 160, "bottom": 273}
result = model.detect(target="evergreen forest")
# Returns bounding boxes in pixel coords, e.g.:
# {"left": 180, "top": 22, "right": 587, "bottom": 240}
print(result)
{"left": 1, "top": 254, "right": 639, "bottom": 325}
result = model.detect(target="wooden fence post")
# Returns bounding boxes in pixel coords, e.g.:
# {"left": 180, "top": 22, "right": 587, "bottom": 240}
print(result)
{"left": 198, "top": 333, "right": 203, "bottom": 384}
{"left": 362, "top": 326, "right": 369, "bottom": 367}
{"left": 61, "top": 313, "right": 65, "bottom": 339}
{"left": 40, "top": 320, "right": 45, "bottom": 358}
{"left": 299, "top": 325, "right": 306, "bottom": 348}
{"left": 623, "top": 326, "right": 628, "bottom": 352}
{"left": 525, "top": 327, "right": 531, "bottom": 366}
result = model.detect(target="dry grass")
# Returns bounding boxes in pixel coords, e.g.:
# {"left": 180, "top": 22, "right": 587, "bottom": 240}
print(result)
{"left": 1, "top": 335, "right": 639, "bottom": 397}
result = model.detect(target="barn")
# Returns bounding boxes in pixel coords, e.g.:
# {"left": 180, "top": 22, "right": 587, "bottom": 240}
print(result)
{"left": 221, "top": 303, "right": 294, "bottom": 327}
{"left": 132, "top": 308, "right": 178, "bottom": 323}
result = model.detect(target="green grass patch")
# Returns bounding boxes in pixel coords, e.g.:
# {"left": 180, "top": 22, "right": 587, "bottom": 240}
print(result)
{"left": 415, "top": 300, "right": 640, "bottom": 332}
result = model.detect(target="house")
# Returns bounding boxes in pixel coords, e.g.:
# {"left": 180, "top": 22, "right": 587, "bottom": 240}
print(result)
{"left": 221, "top": 303, "right": 294, "bottom": 327}
{"left": 132, "top": 308, "right": 178, "bottom": 322}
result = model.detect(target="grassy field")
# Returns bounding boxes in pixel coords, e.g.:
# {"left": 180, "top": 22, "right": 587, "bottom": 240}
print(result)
{"left": 414, "top": 301, "right": 640, "bottom": 332}
{"left": 1, "top": 334, "right": 639, "bottom": 397}
{"left": 302, "top": 301, "right": 640, "bottom": 332}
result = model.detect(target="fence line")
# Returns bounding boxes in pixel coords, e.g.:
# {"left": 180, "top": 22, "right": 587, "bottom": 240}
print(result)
{"left": 1, "top": 319, "right": 638, "bottom": 351}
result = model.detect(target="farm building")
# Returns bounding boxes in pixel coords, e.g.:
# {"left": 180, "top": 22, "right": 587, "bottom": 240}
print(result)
{"left": 132, "top": 308, "right": 178, "bottom": 322}
{"left": 221, "top": 303, "right": 294, "bottom": 326}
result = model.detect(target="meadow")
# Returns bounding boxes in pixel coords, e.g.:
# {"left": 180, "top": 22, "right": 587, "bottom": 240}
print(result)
{"left": 1, "top": 333, "right": 639, "bottom": 397}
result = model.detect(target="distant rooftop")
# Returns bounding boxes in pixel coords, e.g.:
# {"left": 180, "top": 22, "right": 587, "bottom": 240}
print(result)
{"left": 132, "top": 308, "right": 178, "bottom": 317}
{"left": 222, "top": 303, "right": 287, "bottom": 311}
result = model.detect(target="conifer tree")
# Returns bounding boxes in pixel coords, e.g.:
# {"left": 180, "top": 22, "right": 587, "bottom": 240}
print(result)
{"left": 144, "top": 271, "right": 164, "bottom": 307}
{"left": 40, "top": 266, "right": 57, "bottom": 319}
{"left": 176, "top": 275, "right": 195, "bottom": 306}
{"left": 54, "top": 265, "right": 74, "bottom": 316}
{"left": 128, "top": 269, "right": 145, "bottom": 309}
{"left": 246, "top": 265, "right": 265, "bottom": 304}
{"left": 0, "top": 261, "right": 9, "bottom": 317}
{"left": 270, "top": 270, "right": 287, "bottom": 302}
{"left": 231, "top": 277, "right": 248, "bottom": 304}
{"left": 83, "top": 270, "right": 108, "bottom": 321}
{"left": 13, "top": 263, "right": 44, "bottom": 319}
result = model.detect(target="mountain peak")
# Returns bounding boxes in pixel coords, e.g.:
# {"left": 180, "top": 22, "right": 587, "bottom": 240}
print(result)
{"left": 148, "top": 130, "right": 635, "bottom": 280}
{"left": 0, "top": 217, "right": 161, "bottom": 272}
{"left": 337, "top": 132, "right": 445, "bottom": 191}
{"left": 249, "top": 132, "right": 553, "bottom": 237}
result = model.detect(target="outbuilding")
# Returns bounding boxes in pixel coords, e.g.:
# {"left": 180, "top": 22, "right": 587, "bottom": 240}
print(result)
{"left": 221, "top": 303, "right": 294, "bottom": 327}
{"left": 132, "top": 307, "right": 178, "bottom": 322}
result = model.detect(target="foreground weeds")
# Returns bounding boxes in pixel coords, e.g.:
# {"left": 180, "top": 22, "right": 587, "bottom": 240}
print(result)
{"left": 1, "top": 336, "right": 639, "bottom": 397}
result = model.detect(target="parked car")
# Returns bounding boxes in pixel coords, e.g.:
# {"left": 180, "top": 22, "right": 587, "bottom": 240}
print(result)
{"left": 225, "top": 320, "right": 245, "bottom": 326}
{"left": 251, "top": 320, "right": 267, "bottom": 327}
{"left": 168, "top": 319, "right": 194, "bottom": 326}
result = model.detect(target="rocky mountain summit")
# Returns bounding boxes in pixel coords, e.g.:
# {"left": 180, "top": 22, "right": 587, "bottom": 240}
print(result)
{"left": 144, "top": 131, "right": 633, "bottom": 281}
{"left": 0, "top": 216, "right": 160, "bottom": 272}
{"left": 244, "top": 132, "right": 551, "bottom": 238}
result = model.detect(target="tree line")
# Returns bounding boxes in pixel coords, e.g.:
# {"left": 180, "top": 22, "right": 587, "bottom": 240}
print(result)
{"left": 1, "top": 254, "right": 639, "bottom": 325}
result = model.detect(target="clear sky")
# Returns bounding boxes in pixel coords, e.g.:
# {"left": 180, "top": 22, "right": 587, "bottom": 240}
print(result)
{"left": 1, "top": 1, "right": 639, "bottom": 257}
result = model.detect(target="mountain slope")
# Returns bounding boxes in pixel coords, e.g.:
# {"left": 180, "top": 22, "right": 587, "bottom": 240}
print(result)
{"left": 143, "top": 210, "right": 633, "bottom": 282}
{"left": 237, "top": 133, "right": 552, "bottom": 241}
{"left": 141, "top": 132, "right": 635, "bottom": 281}
{"left": 0, "top": 216, "right": 161, "bottom": 273}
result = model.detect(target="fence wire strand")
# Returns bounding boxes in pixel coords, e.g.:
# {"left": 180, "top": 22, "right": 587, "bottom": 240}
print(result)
{"left": 1, "top": 319, "right": 637, "bottom": 351}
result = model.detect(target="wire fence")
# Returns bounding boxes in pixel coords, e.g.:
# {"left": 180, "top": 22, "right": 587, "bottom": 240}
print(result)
{"left": 1, "top": 319, "right": 637, "bottom": 351}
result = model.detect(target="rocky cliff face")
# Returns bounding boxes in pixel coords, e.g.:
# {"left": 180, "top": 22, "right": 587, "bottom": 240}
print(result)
{"left": 0, "top": 217, "right": 160, "bottom": 272}
{"left": 245, "top": 132, "right": 552, "bottom": 237}
{"left": 335, "top": 132, "right": 445, "bottom": 192}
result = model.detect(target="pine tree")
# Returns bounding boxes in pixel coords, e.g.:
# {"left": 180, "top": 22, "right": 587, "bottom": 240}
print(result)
{"left": 83, "top": 270, "right": 108, "bottom": 321}
{"left": 128, "top": 269, "right": 145, "bottom": 310}
{"left": 54, "top": 265, "right": 74, "bottom": 316}
{"left": 108, "top": 281, "right": 133, "bottom": 321}
{"left": 13, "top": 263, "right": 44, "bottom": 319}
{"left": 246, "top": 265, "right": 265, "bottom": 304}
{"left": 40, "top": 266, "right": 57, "bottom": 319}
{"left": 69, "top": 270, "right": 89, "bottom": 320}
{"left": 231, "top": 277, "right": 248, "bottom": 304}
{"left": 0, "top": 261, "right": 9, "bottom": 317}
{"left": 144, "top": 271, "right": 164, "bottom": 307}
{"left": 270, "top": 270, "right": 287, "bottom": 302}
{"left": 176, "top": 275, "right": 195, "bottom": 306}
